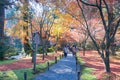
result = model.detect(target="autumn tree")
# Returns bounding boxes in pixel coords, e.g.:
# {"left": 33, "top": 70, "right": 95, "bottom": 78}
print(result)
{"left": 77, "top": 0, "right": 120, "bottom": 72}
{"left": 31, "top": 1, "right": 58, "bottom": 59}
{"left": 18, "top": 0, "right": 32, "bottom": 56}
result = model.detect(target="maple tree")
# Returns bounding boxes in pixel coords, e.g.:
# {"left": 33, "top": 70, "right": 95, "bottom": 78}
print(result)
{"left": 17, "top": 0, "right": 32, "bottom": 56}
{"left": 31, "top": 1, "right": 59, "bottom": 59}
{"left": 76, "top": 0, "right": 120, "bottom": 72}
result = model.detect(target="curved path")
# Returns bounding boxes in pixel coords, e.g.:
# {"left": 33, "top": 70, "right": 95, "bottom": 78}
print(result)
{"left": 33, "top": 54, "right": 80, "bottom": 80}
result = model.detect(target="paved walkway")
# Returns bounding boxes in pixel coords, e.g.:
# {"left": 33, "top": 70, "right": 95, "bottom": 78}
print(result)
{"left": 33, "top": 54, "right": 80, "bottom": 80}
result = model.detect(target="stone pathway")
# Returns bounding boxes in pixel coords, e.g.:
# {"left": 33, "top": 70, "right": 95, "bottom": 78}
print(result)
{"left": 33, "top": 54, "right": 80, "bottom": 80}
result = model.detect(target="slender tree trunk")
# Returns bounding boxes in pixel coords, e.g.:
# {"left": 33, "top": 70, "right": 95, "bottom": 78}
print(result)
{"left": 110, "top": 38, "right": 116, "bottom": 55}
{"left": 39, "top": 25, "right": 45, "bottom": 60}
{"left": 83, "top": 45, "right": 85, "bottom": 56}
{"left": 0, "top": 4, "right": 4, "bottom": 40}
{"left": 31, "top": 20, "right": 34, "bottom": 63}
{"left": 42, "top": 46, "right": 45, "bottom": 60}
{"left": 82, "top": 41, "right": 86, "bottom": 56}
{"left": 45, "top": 44, "right": 48, "bottom": 55}
{"left": 104, "top": 50, "right": 111, "bottom": 72}
{"left": 104, "top": 59, "right": 111, "bottom": 72}
{"left": 21, "top": 1, "right": 32, "bottom": 56}
{"left": 0, "top": 4, "right": 5, "bottom": 60}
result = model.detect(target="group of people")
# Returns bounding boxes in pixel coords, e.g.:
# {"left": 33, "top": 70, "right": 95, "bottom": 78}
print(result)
{"left": 63, "top": 45, "right": 77, "bottom": 57}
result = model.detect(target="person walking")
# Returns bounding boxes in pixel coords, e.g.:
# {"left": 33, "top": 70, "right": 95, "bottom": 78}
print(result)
{"left": 72, "top": 45, "right": 77, "bottom": 56}
{"left": 63, "top": 46, "right": 69, "bottom": 57}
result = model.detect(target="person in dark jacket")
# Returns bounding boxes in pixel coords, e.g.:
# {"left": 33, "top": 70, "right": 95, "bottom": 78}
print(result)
{"left": 63, "top": 46, "right": 69, "bottom": 57}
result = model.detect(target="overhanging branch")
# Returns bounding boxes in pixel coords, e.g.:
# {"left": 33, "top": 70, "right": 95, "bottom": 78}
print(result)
{"left": 79, "top": 0, "right": 97, "bottom": 7}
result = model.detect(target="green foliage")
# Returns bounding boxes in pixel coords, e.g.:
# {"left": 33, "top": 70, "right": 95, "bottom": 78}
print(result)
{"left": 38, "top": 46, "right": 55, "bottom": 54}
{"left": 80, "top": 66, "right": 96, "bottom": 80}
{"left": 37, "top": 47, "right": 43, "bottom": 54}
{"left": 77, "top": 56, "right": 85, "bottom": 65}
{"left": 24, "top": 43, "right": 33, "bottom": 54}
{"left": 0, "top": 56, "right": 60, "bottom": 80}
{"left": 81, "top": 72, "right": 96, "bottom": 80}
{"left": 85, "top": 42, "right": 96, "bottom": 50}
{"left": 0, "top": 36, "right": 17, "bottom": 60}
{"left": 5, "top": 52, "right": 17, "bottom": 57}
{"left": 0, "top": 60, "right": 16, "bottom": 65}
{"left": 82, "top": 67, "right": 95, "bottom": 74}
{"left": 115, "top": 45, "right": 120, "bottom": 51}
{"left": 47, "top": 46, "right": 55, "bottom": 52}
{"left": 0, "top": 71, "right": 18, "bottom": 80}
{"left": 0, "top": 41, "right": 8, "bottom": 60}
{"left": 36, "top": 60, "right": 55, "bottom": 73}
{"left": 0, "top": 69, "right": 34, "bottom": 80}
{"left": 77, "top": 54, "right": 96, "bottom": 80}
{"left": 14, "top": 38, "right": 22, "bottom": 51}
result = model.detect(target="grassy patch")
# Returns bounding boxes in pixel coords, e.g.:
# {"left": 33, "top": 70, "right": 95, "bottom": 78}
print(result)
{"left": 0, "top": 68, "right": 34, "bottom": 80}
{"left": 0, "top": 62, "right": 52, "bottom": 80}
{"left": 77, "top": 53, "right": 96, "bottom": 80}
{"left": 36, "top": 60, "right": 55, "bottom": 73}
{"left": 81, "top": 67, "right": 96, "bottom": 80}
{"left": 0, "top": 60, "right": 16, "bottom": 65}
{"left": 0, "top": 55, "right": 62, "bottom": 80}
{"left": 77, "top": 55, "right": 85, "bottom": 65}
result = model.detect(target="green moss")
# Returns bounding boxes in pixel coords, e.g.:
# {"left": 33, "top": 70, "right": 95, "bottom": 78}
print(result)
{"left": 0, "top": 60, "right": 16, "bottom": 65}
{"left": 77, "top": 56, "right": 85, "bottom": 65}
{"left": 77, "top": 53, "right": 96, "bottom": 80}
{"left": 0, "top": 71, "right": 18, "bottom": 80}
{"left": 82, "top": 67, "right": 95, "bottom": 74}
{"left": 81, "top": 67, "right": 96, "bottom": 80}
{"left": 81, "top": 73, "right": 96, "bottom": 80}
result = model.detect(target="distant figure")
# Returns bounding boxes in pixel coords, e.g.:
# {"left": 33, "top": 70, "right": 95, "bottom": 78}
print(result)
{"left": 69, "top": 46, "right": 73, "bottom": 54}
{"left": 63, "top": 46, "right": 69, "bottom": 57}
{"left": 72, "top": 45, "right": 77, "bottom": 56}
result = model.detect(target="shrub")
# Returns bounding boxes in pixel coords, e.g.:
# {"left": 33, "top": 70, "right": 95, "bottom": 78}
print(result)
{"left": 85, "top": 42, "right": 96, "bottom": 50}
{"left": 37, "top": 47, "right": 43, "bottom": 54}
{"left": 0, "top": 36, "right": 17, "bottom": 60}
{"left": 47, "top": 46, "right": 55, "bottom": 52}
{"left": 0, "top": 41, "right": 8, "bottom": 60}
{"left": 4, "top": 47, "right": 17, "bottom": 57}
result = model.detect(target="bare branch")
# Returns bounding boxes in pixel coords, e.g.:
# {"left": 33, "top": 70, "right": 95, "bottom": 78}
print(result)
{"left": 79, "top": 0, "right": 98, "bottom": 7}
{"left": 98, "top": 4, "right": 107, "bottom": 31}
{"left": 103, "top": 0, "right": 112, "bottom": 27}
{"left": 111, "top": 18, "right": 120, "bottom": 39}
{"left": 77, "top": 0, "right": 101, "bottom": 55}
{"left": 66, "top": 10, "right": 86, "bottom": 27}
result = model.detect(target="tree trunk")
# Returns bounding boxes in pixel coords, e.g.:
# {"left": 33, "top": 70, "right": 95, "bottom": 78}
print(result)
{"left": 42, "top": 52, "right": 45, "bottom": 60}
{"left": 44, "top": 41, "right": 48, "bottom": 55}
{"left": 42, "top": 46, "right": 45, "bottom": 60}
{"left": 82, "top": 41, "right": 86, "bottom": 56}
{"left": 0, "top": 4, "right": 5, "bottom": 60}
{"left": 22, "top": 1, "right": 32, "bottom": 56}
{"left": 0, "top": 4, "right": 4, "bottom": 40}
{"left": 110, "top": 38, "right": 116, "bottom": 55}
{"left": 83, "top": 45, "right": 86, "bottom": 56}
{"left": 104, "top": 50, "right": 111, "bottom": 72}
